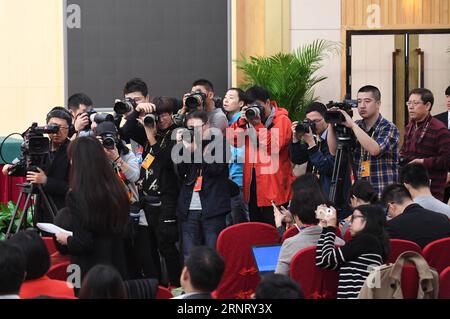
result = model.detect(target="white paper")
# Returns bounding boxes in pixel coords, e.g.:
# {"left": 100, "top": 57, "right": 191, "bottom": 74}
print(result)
{"left": 36, "top": 223, "right": 73, "bottom": 236}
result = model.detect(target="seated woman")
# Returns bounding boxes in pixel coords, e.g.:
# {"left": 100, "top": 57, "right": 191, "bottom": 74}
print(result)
{"left": 9, "top": 230, "right": 74, "bottom": 299}
{"left": 54, "top": 137, "right": 131, "bottom": 287}
{"left": 316, "top": 204, "right": 390, "bottom": 299}
{"left": 275, "top": 190, "right": 344, "bottom": 276}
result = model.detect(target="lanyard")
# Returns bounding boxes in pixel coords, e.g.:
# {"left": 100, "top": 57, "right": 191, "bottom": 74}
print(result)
{"left": 407, "top": 115, "right": 432, "bottom": 145}
{"left": 360, "top": 120, "right": 380, "bottom": 162}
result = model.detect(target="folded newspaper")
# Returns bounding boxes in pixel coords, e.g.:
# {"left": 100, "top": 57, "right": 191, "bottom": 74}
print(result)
{"left": 36, "top": 223, "right": 73, "bottom": 236}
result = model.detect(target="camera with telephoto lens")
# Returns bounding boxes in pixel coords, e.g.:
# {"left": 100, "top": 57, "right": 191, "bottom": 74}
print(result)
{"left": 114, "top": 98, "right": 137, "bottom": 115}
{"left": 7, "top": 123, "right": 60, "bottom": 176}
{"left": 295, "top": 118, "right": 317, "bottom": 135}
{"left": 245, "top": 103, "right": 265, "bottom": 122}
{"left": 100, "top": 133, "right": 117, "bottom": 150}
{"left": 185, "top": 90, "right": 207, "bottom": 111}
{"left": 84, "top": 110, "right": 115, "bottom": 131}
{"left": 325, "top": 100, "right": 357, "bottom": 125}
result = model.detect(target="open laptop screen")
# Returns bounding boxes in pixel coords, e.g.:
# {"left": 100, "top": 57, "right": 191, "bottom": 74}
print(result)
{"left": 252, "top": 245, "right": 282, "bottom": 273}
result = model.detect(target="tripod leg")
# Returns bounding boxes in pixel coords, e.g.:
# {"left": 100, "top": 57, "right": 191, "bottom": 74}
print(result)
{"left": 36, "top": 184, "right": 57, "bottom": 220}
{"left": 329, "top": 147, "right": 344, "bottom": 203}
{"left": 6, "top": 189, "right": 34, "bottom": 238}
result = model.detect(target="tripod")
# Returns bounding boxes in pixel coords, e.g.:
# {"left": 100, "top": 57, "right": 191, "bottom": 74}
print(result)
{"left": 5, "top": 182, "right": 57, "bottom": 238}
{"left": 329, "top": 132, "right": 356, "bottom": 212}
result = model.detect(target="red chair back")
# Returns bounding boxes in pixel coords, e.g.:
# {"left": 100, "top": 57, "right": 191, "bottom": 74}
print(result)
{"left": 290, "top": 246, "right": 339, "bottom": 299}
{"left": 388, "top": 239, "right": 422, "bottom": 264}
{"left": 344, "top": 229, "right": 352, "bottom": 243}
{"left": 401, "top": 264, "right": 420, "bottom": 299}
{"left": 47, "top": 261, "right": 70, "bottom": 281}
{"left": 156, "top": 286, "right": 173, "bottom": 299}
{"left": 439, "top": 266, "right": 450, "bottom": 299}
{"left": 42, "top": 237, "right": 57, "bottom": 256}
{"left": 423, "top": 237, "right": 450, "bottom": 273}
{"left": 213, "top": 222, "right": 280, "bottom": 299}
{"left": 281, "top": 226, "right": 299, "bottom": 243}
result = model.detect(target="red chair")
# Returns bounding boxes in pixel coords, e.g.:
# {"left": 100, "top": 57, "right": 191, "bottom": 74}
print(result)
{"left": 400, "top": 264, "right": 420, "bottom": 299}
{"left": 213, "top": 222, "right": 280, "bottom": 299}
{"left": 439, "top": 266, "right": 450, "bottom": 299}
{"left": 289, "top": 246, "right": 339, "bottom": 299}
{"left": 42, "top": 237, "right": 57, "bottom": 256}
{"left": 387, "top": 239, "right": 422, "bottom": 264}
{"left": 423, "top": 237, "right": 450, "bottom": 273}
{"left": 47, "top": 261, "right": 70, "bottom": 281}
{"left": 281, "top": 226, "right": 299, "bottom": 243}
{"left": 344, "top": 229, "right": 352, "bottom": 243}
{"left": 156, "top": 286, "right": 173, "bottom": 299}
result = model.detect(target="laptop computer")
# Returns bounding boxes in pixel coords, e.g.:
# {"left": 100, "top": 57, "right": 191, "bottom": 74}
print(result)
{"left": 251, "top": 244, "right": 282, "bottom": 274}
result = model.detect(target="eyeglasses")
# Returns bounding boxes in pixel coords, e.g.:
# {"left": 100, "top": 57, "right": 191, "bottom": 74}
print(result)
{"left": 350, "top": 215, "right": 366, "bottom": 223}
{"left": 406, "top": 101, "right": 424, "bottom": 107}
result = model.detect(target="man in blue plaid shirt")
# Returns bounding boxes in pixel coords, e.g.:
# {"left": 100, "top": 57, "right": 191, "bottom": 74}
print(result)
{"left": 328, "top": 85, "right": 400, "bottom": 196}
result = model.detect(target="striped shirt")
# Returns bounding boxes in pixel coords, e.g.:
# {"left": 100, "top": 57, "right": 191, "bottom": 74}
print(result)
{"left": 316, "top": 227, "right": 385, "bottom": 299}
{"left": 401, "top": 115, "right": 450, "bottom": 201}
{"left": 353, "top": 115, "right": 400, "bottom": 197}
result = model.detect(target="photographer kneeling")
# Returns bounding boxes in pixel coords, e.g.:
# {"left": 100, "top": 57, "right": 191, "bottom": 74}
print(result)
{"left": 121, "top": 97, "right": 182, "bottom": 286}
{"left": 2, "top": 108, "right": 71, "bottom": 224}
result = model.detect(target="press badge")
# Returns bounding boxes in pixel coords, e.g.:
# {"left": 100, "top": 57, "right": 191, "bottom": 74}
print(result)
{"left": 361, "top": 161, "right": 371, "bottom": 178}
{"left": 193, "top": 176, "right": 203, "bottom": 192}
{"left": 141, "top": 154, "right": 155, "bottom": 170}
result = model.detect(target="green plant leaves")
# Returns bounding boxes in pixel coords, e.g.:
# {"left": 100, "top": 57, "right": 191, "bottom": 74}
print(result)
{"left": 237, "top": 39, "right": 340, "bottom": 120}
{"left": 0, "top": 201, "right": 33, "bottom": 240}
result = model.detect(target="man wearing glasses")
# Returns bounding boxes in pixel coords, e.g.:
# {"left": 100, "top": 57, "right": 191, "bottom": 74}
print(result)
{"left": 328, "top": 85, "right": 400, "bottom": 198}
{"left": 401, "top": 88, "right": 450, "bottom": 202}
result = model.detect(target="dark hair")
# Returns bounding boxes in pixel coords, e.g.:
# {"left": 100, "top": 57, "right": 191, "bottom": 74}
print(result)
{"left": 446, "top": 85, "right": 450, "bottom": 96}
{"left": 67, "top": 137, "right": 130, "bottom": 235}
{"left": 0, "top": 241, "right": 26, "bottom": 295}
{"left": 68, "top": 93, "right": 93, "bottom": 110}
{"left": 358, "top": 85, "right": 381, "bottom": 102}
{"left": 306, "top": 102, "right": 327, "bottom": 118}
{"left": 245, "top": 86, "right": 270, "bottom": 104}
{"left": 255, "top": 274, "right": 303, "bottom": 299}
{"left": 185, "top": 110, "right": 209, "bottom": 124}
{"left": 9, "top": 230, "right": 50, "bottom": 280}
{"left": 124, "top": 78, "right": 148, "bottom": 97}
{"left": 150, "top": 96, "right": 177, "bottom": 115}
{"left": 192, "top": 79, "right": 214, "bottom": 93}
{"left": 349, "top": 180, "right": 379, "bottom": 204}
{"left": 409, "top": 88, "right": 434, "bottom": 110}
{"left": 79, "top": 265, "right": 127, "bottom": 299}
{"left": 400, "top": 163, "right": 430, "bottom": 189}
{"left": 381, "top": 183, "right": 412, "bottom": 206}
{"left": 228, "top": 88, "right": 246, "bottom": 102}
{"left": 184, "top": 246, "right": 225, "bottom": 292}
{"left": 290, "top": 177, "right": 327, "bottom": 225}
{"left": 46, "top": 107, "right": 72, "bottom": 127}
{"left": 291, "top": 173, "right": 324, "bottom": 198}
{"left": 354, "top": 205, "right": 390, "bottom": 261}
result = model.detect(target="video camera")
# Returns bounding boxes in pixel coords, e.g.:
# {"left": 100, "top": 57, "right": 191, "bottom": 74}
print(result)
{"left": 295, "top": 118, "right": 316, "bottom": 135}
{"left": 245, "top": 103, "right": 265, "bottom": 122}
{"left": 185, "top": 90, "right": 206, "bottom": 111}
{"left": 325, "top": 99, "right": 357, "bottom": 125}
{"left": 8, "top": 123, "right": 59, "bottom": 176}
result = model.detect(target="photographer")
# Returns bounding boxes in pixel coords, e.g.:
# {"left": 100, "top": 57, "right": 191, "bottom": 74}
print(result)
{"left": 328, "top": 85, "right": 399, "bottom": 196}
{"left": 2, "top": 108, "right": 71, "bottom": 223}
{"left": 174, "top": 79, "right": 228, "bottom": 133}
{"left": 121, "top": 96, "right": 182, "bottom": 286}
{"left": 175, "top": 111, "right": 230, "bottom": 258}
{"left": 228, "top": 86, "right": 294, "bottom": 226}
{"left": 67, "top": 93, "right": 96, "bottom": 139}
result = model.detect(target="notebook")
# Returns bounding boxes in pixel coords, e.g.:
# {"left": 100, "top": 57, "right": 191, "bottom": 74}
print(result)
{"left": 36, "top": 223, "right": 73, "bottom": 236}
{"left": 251, "top": 244, "right": 282, "bottom": 273}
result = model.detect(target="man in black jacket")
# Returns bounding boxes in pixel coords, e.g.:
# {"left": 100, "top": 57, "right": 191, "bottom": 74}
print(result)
{"left": 174, "top": 111, "right": 231, "bottom": 258}
{"left": 3, "top": 108, "right": 71, "bottom": 224}
{"left": 121, "top": 96, "right": 182, "bottom": 286}
{"left": 381, "top": 184, "right": 450, "bottom": 248}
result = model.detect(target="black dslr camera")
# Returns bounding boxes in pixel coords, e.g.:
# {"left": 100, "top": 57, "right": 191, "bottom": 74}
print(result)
{"left": 8, "top": 123, "right": 60, "bottom": 176}
{"left": 100, "top": 133, "right": 117, "bottom": 150}
{"left": 245, "top": 103, "right": 265, "bottom": 121}
{"left": 143, "top": 113, "right": 159, "bottom": 128}
{"left": 114, "top": 98, "right": 137, "bottom": 115}
{"left": 84, "top": 110, "right": 114, "bottom": 131}
{"left": 185, "top": 90, "right": 207, "bottom": 111}
{"left": 325, "top": 100, "right": 357, "bottom": 124}
{"left": 295, "top": 118, "right": 316, "bottom": 135}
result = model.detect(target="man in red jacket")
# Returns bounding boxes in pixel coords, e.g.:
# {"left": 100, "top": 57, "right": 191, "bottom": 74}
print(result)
{"left": 228, "top": 86, "right": 294, "bottom": 226}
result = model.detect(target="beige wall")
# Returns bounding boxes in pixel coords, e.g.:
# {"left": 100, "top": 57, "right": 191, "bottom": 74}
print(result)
{"left": 0, "top": 0, "right": 65, "bottom": 137}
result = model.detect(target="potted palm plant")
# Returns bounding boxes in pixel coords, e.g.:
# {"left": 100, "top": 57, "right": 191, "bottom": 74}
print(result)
{"left": 237, "top": 39, "right": 340, "bottom": 120}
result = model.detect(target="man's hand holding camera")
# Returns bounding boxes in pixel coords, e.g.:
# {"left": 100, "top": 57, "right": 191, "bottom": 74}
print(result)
{"left": 291, "top": 121, "right": 316, "bottom": 147}
{"left": 104, "top": 144, "right": 120, "bottom": 162}
{"left": 337, "top": 109, "right": 355, "bottom": 129}
{"left": 74, "top": 113, "right": 90, "bottom": 132}
{"left": 240, "top": 105, "right": 262, "bottom": 127}
{"left": 26, "top": 168, "right": 48, "bottom": 185}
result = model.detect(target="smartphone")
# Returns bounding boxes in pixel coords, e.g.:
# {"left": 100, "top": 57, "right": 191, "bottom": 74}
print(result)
{"left": 271, "top": 200, "right": 284, "bottom": 213}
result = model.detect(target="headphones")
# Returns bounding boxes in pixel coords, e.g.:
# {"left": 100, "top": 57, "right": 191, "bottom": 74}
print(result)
{"left": 46, "top": 107, "right": 76, "bottom": 137}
